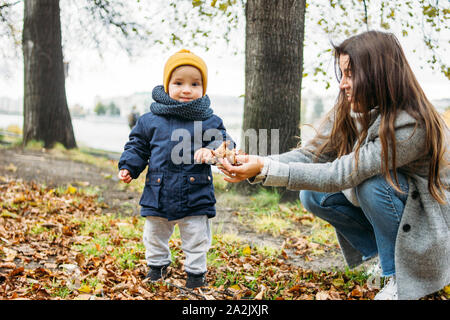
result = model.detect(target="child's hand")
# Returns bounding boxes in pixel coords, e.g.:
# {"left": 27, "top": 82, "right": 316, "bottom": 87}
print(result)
{"left": 194, "top": 148, "right": 214, "bottom": 164}
{"left": 118, "top": 169, "right": 132, "bottom": 184}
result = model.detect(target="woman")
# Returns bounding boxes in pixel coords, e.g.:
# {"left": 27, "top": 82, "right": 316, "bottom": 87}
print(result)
{"left": 219, "top": 31, "right": 449, "bottom": 300}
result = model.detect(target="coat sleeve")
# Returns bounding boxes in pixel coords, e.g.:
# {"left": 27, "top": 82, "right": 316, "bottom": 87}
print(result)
{"left": 263, "top": 120, "right": 427, "bottom": 191}
{"left": 118, "top": 117, "right": 151, "bottom": 179}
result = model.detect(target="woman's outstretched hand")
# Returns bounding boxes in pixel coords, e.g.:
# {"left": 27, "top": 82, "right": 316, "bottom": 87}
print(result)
{"left": 218, "top": 154, "right": 264, "bottom": 183}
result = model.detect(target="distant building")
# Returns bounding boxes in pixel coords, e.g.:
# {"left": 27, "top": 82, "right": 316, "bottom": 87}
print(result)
{"left": 93, "top": 92, "right": 152, "bottom": 117}
{"left": 69, "top": 104, "right": 87, "bottom": 118}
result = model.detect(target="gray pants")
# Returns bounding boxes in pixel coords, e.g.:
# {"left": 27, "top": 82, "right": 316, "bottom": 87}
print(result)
{"left": 142, "top": 215, "right": 211, "bottom": 274}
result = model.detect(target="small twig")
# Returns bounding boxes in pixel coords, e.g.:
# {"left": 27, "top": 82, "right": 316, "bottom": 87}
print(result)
{"left": 362, "top": 0, "right": 369, "bottom": 31}
{"left": 0, "top": 1, "right": 20, "bottom": 10}
{"left": 162, "top": 280, "right": 207, "bottom": 300}
{"left": 215, "top": 288, "right": 235, "bottom": 297}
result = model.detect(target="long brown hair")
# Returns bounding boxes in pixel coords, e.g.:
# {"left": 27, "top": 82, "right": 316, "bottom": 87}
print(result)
{"left": 312, "top": 31, "right": 448, "bottom": 204}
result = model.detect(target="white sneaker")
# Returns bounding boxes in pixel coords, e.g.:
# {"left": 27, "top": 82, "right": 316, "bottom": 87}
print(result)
{"left": 374, "top": 276, "right": 398, "bottom": 300}
{"left": 366, "top": 262, "right": 382, "bottom": 290}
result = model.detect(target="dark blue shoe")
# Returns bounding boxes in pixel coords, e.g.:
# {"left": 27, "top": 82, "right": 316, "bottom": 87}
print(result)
{"left": 146, "top": 264, "right": 170, "bottom": 281}
{"left": 186, "top": 272, "right": 207, "bottom": 289}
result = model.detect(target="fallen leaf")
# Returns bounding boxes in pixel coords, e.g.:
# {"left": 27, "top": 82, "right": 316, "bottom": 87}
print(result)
{"left": 60, "top": 264, "right": 79, "bottom": 273}
{"left": 44, "top": 263, "right": 58, "bottom": 269}
{"left": 74, "top": 294, "right": 92, "bottom": 300}
{"left": 16, "top": 244, "right": 36, "bottom": 256}
{"left": 228, "top": 284, "right": 241, "bottom": 292}
{"left": 75, "top": 253, "right": 85, "bottom": 267}
{"left": 13, "top": 194, "right": 26, "bottom": 204}
{"left": 78, "top": 284, "right": 91, "bottom": 294}
{"left": 329, "top": 290, "right": 342, "bottom": 300}
{"left": 72, "top": 235, "right": 92, "bottom": 244}
{"left": 62, "top": 226, "right": 73, "bottom": 237}
{"left": 288, "top": 284, "right": 302, "bottom": 293}
{"left": 242, "top": 263, "right": 253, "bottom": 271}
{"left": 254, "top": 285, "right": 266, "bottom": 300}
{"left": 3, "top": 247, "right": 17, "bottom": 262}
{"left": 443, "top": 285, "right": 450, "bottom": 295}
{"left": 316, "top": 291, "right": 330, "bottom": 300}
{"left": 244, "top": 275, "right": 256, "bottom": 282}
{"left": 75, "top": 181, "right": 90, "bottom": 187}
{"left": 8, "top": 266, "right": 24, "bottom": 277}
{"left": 278, "top": 204, "right": 293, "bottom": 215}
{"left": 34, "top": 268, "right": 51, "bottom": 277}
{"left": 0, "top": 262, "right": 16, "bottom": 269}
{"left": 332, "top": 277, "right": 345, "bottom": 288}
{"left": 280, "top": 250, "right": 289, "bottom": 259}
{"left": 350, "top": 285, "right": 363, "bottom": 298}
{"left": 6, "top": 163, "right": 17, "bottom": 172}
{"left": 1, "top": 210, "right": 19, "bottom": 219}
{"left": 42, "top": 223, "right": 60, "bottom": 229}
{"left": 93, "top": 283, "right": 104, "bottom": 295}
{"left": 242, "top": 246, "right": 251, "bottom": 256}
{"left": 66, "top": 185, "right": 77, "bottom": 194}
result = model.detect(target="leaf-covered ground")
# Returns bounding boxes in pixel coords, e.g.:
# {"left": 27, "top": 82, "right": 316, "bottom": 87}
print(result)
{"left": 1, "top": 178, "right": 448, "bottom": 300}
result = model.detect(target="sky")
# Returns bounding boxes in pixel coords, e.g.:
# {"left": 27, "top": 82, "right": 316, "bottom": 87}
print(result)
{"left": 1, "top": 40, "right": 448, "bottom": 110}
{"left": 1, "top": 33, "right": 449, "bottom": 111}
{"left": 0, "top": 1, "right": 449, "bottom": 109}
{"left": 64, "top": 47, "right": 247, "bottom": 107}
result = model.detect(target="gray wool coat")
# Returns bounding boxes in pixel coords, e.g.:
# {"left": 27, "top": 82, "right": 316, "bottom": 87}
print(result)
{"left": 257, "top": 109, "right": 450, "bottom": 300}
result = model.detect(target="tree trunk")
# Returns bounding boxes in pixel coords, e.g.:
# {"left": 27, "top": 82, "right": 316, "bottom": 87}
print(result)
{"left": 243, "top": 0, "right": 305, "bottom": 155}
{"left": 22, "top": 0, "right": 76, "bottom": 149}
{"left": 235, "top": 0, "right": 306, "bottom": 200}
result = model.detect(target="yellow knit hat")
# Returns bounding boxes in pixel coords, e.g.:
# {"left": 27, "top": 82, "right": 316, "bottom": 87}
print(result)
{"left": 163, "top": 49, "right": 208, "bottom": 95}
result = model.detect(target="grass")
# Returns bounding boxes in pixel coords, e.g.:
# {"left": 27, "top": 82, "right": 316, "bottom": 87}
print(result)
{"left": 2, "top": 135, "right": 449, "bottom": 300}
{"left": 8, "top": 140, "right": 337, "bottom": 247}
{"left": 24, "top": 141, "right": 339, "bottom": 260}
{"left": 0, "top": 145, "right": 356, "bottom": 292}
{"left": 3, "top": 178, "right": 449, "bottom": 300}
{"left": 219, "top": 186, "right": 338, "bottom": 247}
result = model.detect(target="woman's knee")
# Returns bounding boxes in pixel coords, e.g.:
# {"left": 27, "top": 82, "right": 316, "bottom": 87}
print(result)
{"left": 300, "top": 190, "right": 320, "bottom": 213}
{"left": 355, "top": 175, "right": 384, "bottom": 202}
{"left": 355, "top": 173, "right": 408, "bottom": 207}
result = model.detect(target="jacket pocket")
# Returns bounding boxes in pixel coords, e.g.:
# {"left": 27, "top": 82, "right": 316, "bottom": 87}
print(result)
{"left": 187, "top": 173, "right": 216, "bottom": 208}
{"left": 139, "top": 173, "right": 163, "bottom": 209}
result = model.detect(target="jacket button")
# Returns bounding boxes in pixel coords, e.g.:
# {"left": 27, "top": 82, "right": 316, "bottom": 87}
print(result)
{"left": 190, "top": 177, "right": 195, "bottom": 182}
{"left": 402, "top": 224, "right": 411, "bottom": 232}
{"left": 208, "top": 176, "right": 211, "bottom": 181}
{"left": 411, "top": 191, "right": 419, "bottom": 200}
{"left": 157, "top": 178, "right": 161, "bottom": 183}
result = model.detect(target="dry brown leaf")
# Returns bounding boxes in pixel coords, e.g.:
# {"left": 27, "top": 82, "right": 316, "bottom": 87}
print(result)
{"left": 3, "top": 247, "right": 17, "bottom": 262}
{"left": 254, "top": 285, "right": 266, "bottom": 300}
{"left": 350, "top": 285, "right": 363, "bottom": 298}
{"left": 6, "top": 163, "right": 17, "bottom": 172}
{"left": 0, "top": 262, "right": 16, "bottom": 269}
{"left": 75, "top": 253, "right": 85, "bottom": 267}
{"left": 315, "top": 291, "right": 330, "bottom": 300}
{"left": 74, "top": 294, "right": 92, "bottom": 300}
{"left": 8, "top": 266, "right": 24, "bottom": 277}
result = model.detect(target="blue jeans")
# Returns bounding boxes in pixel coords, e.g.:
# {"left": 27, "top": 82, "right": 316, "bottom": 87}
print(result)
{"left": 300, "top": 172, "right": 409, "bottom": 277}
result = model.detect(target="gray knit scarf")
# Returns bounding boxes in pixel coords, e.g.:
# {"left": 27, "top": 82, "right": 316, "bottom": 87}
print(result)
{"left": 150, "top": 85, "right": 213, "bottom": 121}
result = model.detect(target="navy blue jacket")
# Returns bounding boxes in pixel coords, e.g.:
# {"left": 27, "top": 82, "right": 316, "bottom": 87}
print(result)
{"left": 118, "top": 112, "right": 234, "bottom": 221}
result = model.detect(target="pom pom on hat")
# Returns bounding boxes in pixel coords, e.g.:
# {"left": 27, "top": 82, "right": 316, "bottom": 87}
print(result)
{"left": 163, "top": 49, "right": 208, "bottom": 95}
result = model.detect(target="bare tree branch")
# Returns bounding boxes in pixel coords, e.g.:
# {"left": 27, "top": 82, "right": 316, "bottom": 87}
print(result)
{"left": 362, "top": 0, "right": 369, "bottom": 31}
